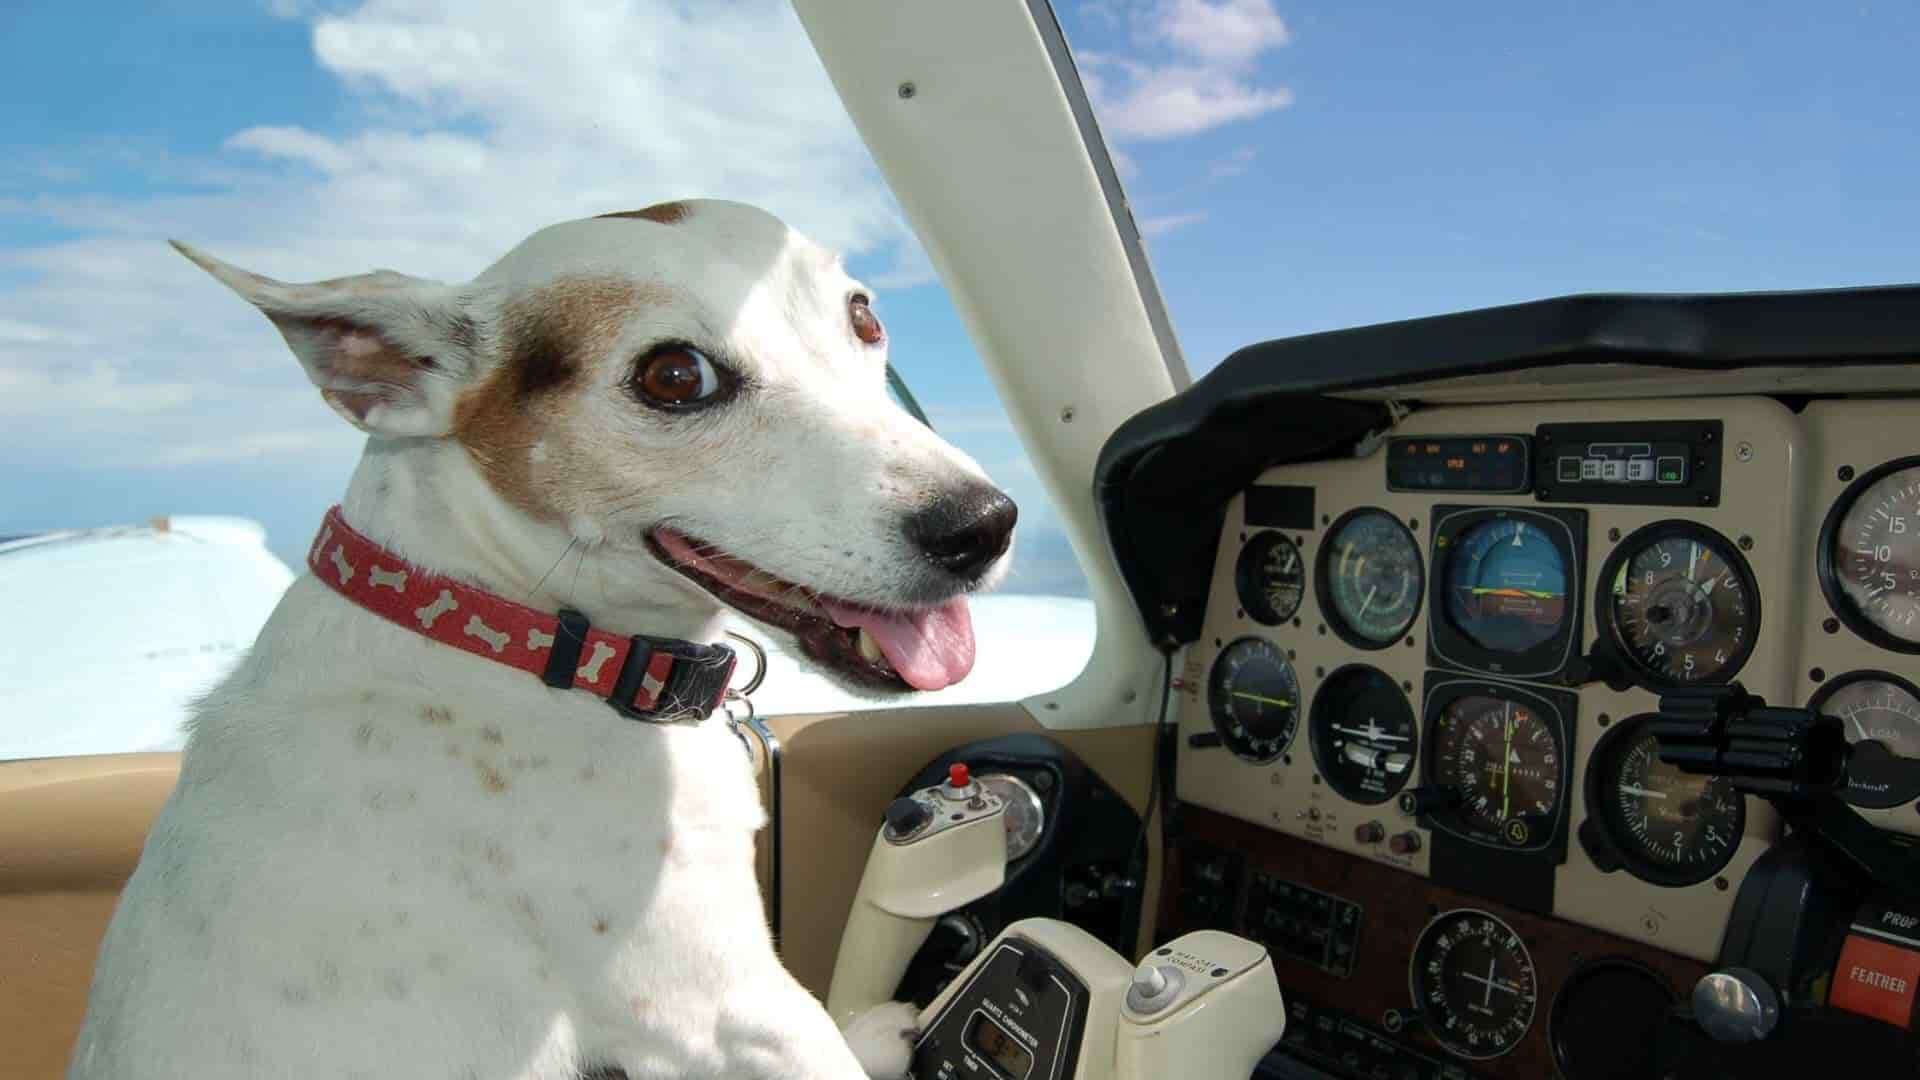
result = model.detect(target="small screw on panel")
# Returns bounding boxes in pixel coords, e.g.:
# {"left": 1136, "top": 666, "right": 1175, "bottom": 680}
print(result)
{"left": 1608, "top": 527, "right": 1621, "bottom": 542}
{"left": 1739, "top": 535, "right": 1754, "bottom": 552}
{"left": 1810, "top": 668, "right": 1826, "bottom": 683}
{"left": 1823, "top": 618, "right": 1841, "bottom": 635}
{"left": 1598, "top": 713, "right": 1611, "bottom": 728}
{"left": 1059, "top": 406, "right": 1076, "bottom": 423}
{"left": 1736, "top": 442, "right": 1754, "bottom": 462}
{"left": 1839, "top": 465, "right": 1856, "bottom": 482}
{"left": 897, "top": 82, "right": 917, "bottom": 99}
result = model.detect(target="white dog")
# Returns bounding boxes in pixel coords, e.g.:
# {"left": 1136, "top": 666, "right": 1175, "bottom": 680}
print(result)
{"left": 69, "top": 200, "right": 1017, "bottom": 1079}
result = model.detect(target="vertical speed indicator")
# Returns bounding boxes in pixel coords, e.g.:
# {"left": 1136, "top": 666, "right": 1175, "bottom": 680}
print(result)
{"left": 1581, "top": 716, "right": 1745, "bottom": 887}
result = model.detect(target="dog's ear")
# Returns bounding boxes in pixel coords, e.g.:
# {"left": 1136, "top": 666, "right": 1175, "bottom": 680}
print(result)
{"left": 171, "top": 241, "right": 482, "bottom": 437}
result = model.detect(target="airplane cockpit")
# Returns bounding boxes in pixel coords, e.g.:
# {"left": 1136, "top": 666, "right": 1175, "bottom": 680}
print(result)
{"left": 4, "top": 2, "right": 1918, "bottom": 1078}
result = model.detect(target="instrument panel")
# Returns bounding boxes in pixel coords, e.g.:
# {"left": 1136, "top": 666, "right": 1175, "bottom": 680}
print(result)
{"left": 1171, "top": 395, "right": 1920, "bottom": 1076}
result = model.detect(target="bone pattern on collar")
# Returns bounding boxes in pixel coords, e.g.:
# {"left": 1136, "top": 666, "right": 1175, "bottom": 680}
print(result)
{"left": 306, "top": 505, "right": 735, "bottom": 722}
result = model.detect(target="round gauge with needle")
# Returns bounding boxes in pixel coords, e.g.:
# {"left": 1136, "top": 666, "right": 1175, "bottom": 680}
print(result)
{"left": 1207, "top": 637, "right": 1301, "bottom": 763}
{"left": 1309, "top": 665, "right": 1418, "bottom": 804}
{"left": 1236, "top": 531, "right": 1306, "bottom": 625}
{"left": 1810, "top": 670, "right": 1920, "bottom": 809}
{"left": 1583, "top": 715, "right": 1745, "bottom": 887}
{"left": 1317, "top": 508, "right": 1425, "bottom": 649}
{"left": 1426, "top": 691, "right": 1566, "bottom": 849}
{"left": 1410, "top": 909, "right": 1539, "bottom": 1060}
{"left": 1598, "top": 521, "right": 1760, "bottom": 689}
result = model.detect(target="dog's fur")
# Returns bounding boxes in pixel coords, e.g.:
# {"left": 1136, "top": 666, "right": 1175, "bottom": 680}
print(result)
{"left": 69, "top": 200, "right": 1011, "bottom": 1079}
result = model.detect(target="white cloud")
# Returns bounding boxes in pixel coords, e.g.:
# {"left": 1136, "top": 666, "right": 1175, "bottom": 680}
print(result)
{"left": 1209, "top": 145, "right": 1258, "bottom": 179}
{"left": 1080, "top": 0, "right": 1293, "bottom": 141}
{"left": 0, "top": 0, "right": 1260, "bottom": 486}
{"left": 0, "top": 364, "right": 196, "bottom": 417}
{"left": 1161, "top": 0, "right": 1290, "bottom": 65}
{"left": 144, "top": 428, "right": 358, "bottom": 467}
{"left": 0, "top": 318, "right": 93, "bottom": 347}
{"left": 0, "top": 0, "right": 921, "bottom": 469}
{"left": 1140, "top": 211, "right": 1207, "bottom": 236}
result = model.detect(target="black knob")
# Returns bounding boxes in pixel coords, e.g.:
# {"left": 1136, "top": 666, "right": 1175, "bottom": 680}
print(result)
{"left": 884, "top": 797, "right": 932, "bottom": 839}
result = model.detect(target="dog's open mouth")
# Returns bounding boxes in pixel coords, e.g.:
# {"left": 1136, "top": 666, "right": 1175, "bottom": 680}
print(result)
{"left": 647, "top": 528, "right": 976, "bottom": 692}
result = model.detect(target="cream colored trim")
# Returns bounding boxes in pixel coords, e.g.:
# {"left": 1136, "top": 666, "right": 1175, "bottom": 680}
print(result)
{"left": 793, "top": 0, "right": 1176, "bottom": 730}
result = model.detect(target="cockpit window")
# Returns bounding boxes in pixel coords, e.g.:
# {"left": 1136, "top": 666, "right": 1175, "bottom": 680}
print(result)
{"left": 1054, "top": 3, "right": 1920, "bottom": 377}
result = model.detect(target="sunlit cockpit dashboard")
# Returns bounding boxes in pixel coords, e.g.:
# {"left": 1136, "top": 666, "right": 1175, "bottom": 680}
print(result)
{"left": 1097, "top": 285, "right": 1920, "bottom": 1078}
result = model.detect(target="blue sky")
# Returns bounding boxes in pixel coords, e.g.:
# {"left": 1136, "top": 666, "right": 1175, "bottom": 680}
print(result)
{"left": 3, "top": 1, "right": 1916, "bottom": 598}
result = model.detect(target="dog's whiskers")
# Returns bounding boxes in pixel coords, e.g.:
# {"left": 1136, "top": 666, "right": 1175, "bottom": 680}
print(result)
{"left": 525, "top": 537, "right": 580, "bottom": 603}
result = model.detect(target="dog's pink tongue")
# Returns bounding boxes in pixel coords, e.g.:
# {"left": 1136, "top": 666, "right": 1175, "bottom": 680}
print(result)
{"left": 822, "top": 597, "right": 976, "bottom": 691}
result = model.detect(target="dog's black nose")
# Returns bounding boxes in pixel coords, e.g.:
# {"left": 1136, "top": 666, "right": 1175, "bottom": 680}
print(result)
{"left": 908, "top": 484, "right": 1018, "bottom": 581}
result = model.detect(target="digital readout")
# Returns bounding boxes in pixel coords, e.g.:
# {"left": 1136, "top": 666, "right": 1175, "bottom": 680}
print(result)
{"left": 1386, "top": 436, "right": 1531, "bottom": 494}
{"left": 966, "top": 1011, "right": 1035, "bottom": 1077}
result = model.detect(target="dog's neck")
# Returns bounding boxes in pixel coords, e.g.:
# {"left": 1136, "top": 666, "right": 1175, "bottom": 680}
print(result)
{"left": 333, "top": 438, "right": 730, "bottom": 644}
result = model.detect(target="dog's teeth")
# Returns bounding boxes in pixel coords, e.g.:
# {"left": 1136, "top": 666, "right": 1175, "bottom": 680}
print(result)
{"left": 857, "top": 628, "right": 884, "bottom": 663}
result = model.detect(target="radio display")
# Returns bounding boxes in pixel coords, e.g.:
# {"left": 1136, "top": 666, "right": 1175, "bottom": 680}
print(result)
{"left": 966, "top": 1012, "right": 1034, "bottom": 1077}
{"left": 1386, "top": 435, "right": 1531, "bottom": 494}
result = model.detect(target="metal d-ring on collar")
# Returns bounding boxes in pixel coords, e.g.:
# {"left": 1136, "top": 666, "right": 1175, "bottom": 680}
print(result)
{"left": 720, "top": 629, "right": 783, "bottom": 946}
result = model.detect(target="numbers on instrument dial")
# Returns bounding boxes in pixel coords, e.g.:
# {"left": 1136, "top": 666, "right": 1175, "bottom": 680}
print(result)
{"left": 1599, "top": 521, "right": 1760, "bottom": 688}
{"left": 1584, "top": 717, "right": 1745, "bottom": 887}
{"left": 1409, "top": 910, "right": 1539, "bottom": 1060}
{"left": 1235, "top": 531, "right": 1306, "bottom": 625}
{"left": 1426, "top": 690, "right": 1565, "bottom": 849}
{"left": 1819, "top": 458, "right": 1920, "bottom": 652}
{"left": 1809, "top": 670, "right": 1920, "bottom": 809}
{"left": 1317, "top": 508, "right": 1424, "bottom": 649}
{"left": 1207, "top": 637, "right": 1301, "bottom": 763}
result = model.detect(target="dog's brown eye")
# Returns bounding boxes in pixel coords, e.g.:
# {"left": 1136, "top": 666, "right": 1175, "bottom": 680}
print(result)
{"left": 849, "top": 295, "right": 883, "bottom": 346}
{"left": 633, "top": 346, "right": 722, "bottom": 407}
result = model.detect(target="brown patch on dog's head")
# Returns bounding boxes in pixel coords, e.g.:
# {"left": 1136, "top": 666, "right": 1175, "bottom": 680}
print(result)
{"left": 451, "top": 276, "right": 661, "bottom": 518}
{"left": 597, "top": 201, "right": 690, "bottom": 225}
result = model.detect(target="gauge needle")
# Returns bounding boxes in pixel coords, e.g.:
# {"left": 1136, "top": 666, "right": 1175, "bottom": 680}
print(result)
{"left": 1688, "top": 542, "right": 1699, "bottom": 582}
{"left": 1501, "top": 701, "right": 1514, "bottom": 821}
{"left": 1855, "top": 716, "right": 1871, "bottom": 741}
{"left": 1483, "top": 957, "right": 1497, "bottom": 1008}
{"left": 1358, "top": 584, "right": 1379, "bottom": 618}
{"left": 1232, "top": 691, "right": 1295, "bottom": 708}
{"left": 1617, "top": 784, "right": 1669, "bottom": 799}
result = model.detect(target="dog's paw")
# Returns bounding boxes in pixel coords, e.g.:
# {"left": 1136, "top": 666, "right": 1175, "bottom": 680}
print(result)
{"left": 843, "top": 1000, "right": 920, "bottom": 1080}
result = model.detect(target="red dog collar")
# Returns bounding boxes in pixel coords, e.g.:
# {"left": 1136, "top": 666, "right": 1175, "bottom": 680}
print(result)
{"left": 306, "top": 506, "right": 735, "bottom": 723}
